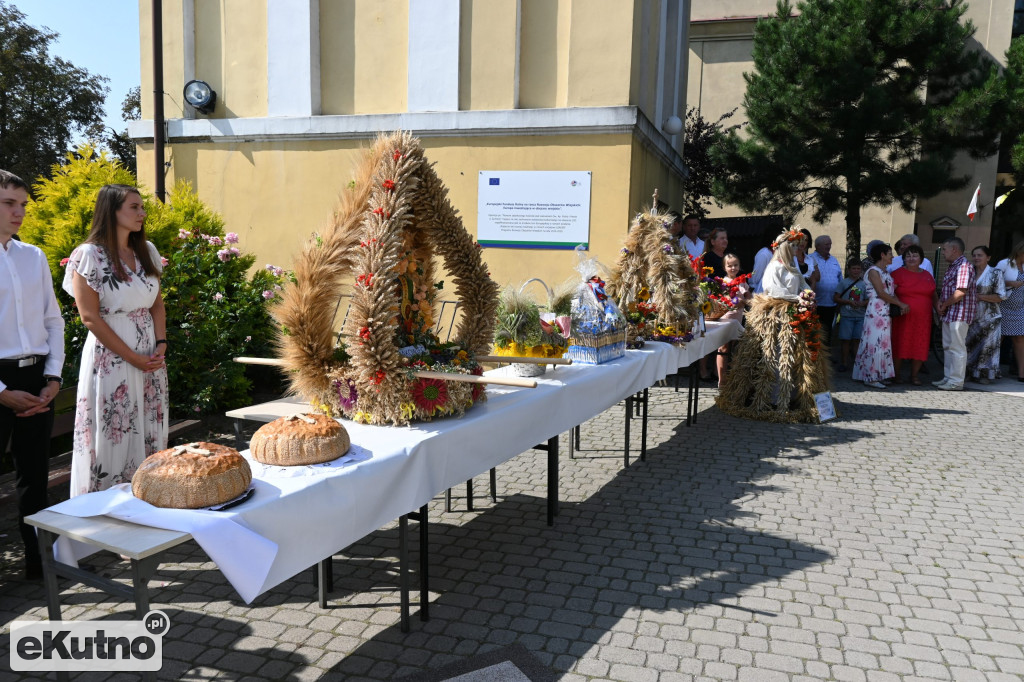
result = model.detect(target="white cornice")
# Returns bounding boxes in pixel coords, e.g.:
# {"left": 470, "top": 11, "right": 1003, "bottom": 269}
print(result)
{"left": 129, "top": 106, "right": 688, "bottom": 178}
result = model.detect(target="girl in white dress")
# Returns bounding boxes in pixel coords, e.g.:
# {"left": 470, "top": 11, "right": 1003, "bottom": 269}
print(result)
{"left": 63, "top": 185, "right": 168, "bottom": 496}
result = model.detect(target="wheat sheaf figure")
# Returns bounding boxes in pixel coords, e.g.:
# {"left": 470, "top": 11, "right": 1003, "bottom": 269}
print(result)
{"left": 606, "top": 199, "right": 700, "bottom": 345}
{"left": 274, "top": 131, "right": 499, "bottom": 425}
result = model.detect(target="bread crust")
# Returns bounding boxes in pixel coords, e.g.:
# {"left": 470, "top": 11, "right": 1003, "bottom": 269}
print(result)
{"left": 250, "top": 413, "right": 351, "bottom": 466}
{"left": 132, "top": 442, "right": 252, "bottom": 509}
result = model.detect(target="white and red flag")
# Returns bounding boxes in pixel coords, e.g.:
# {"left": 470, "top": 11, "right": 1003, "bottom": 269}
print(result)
{"left": 966, "top": 183, "right": 981, "bottom": 221}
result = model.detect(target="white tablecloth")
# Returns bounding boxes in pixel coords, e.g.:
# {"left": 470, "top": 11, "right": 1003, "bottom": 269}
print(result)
{"left": 44, "top": 327, "right": 742, "bottom": 604}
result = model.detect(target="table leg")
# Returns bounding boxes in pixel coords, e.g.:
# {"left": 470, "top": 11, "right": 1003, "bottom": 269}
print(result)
{"left": 641, "top": 387, "right": 649, "bottom": 462}
{"left": 399, "top": 514, "right": 410, "bottom": 633}
{"left": 317, "top": 558, "right": 331, "bottom": 609}
{"left": 687, "top": 361, "right": 697, "bottom": 426}
{"left": 574, "top": 425, "right": 580, "bottom": 451}
{"left": 233, "top": 419, "right": 243, "bottom": 450}
{"left": 624, "top": 396, "right": 632, "bottom": 468}
{"left": 693, "top": 364, "right": 701, "bottom": 424}
{"left": 489, "top": 468, "right": 497, "bottom": 503}
{"left": 548, "top": 435, "right": 559, "bottom": 525}
{"left": 415, "top": 504, "right": 429, "bottom": 622}
{"left": 466, "top": 478, "right": 474, "bottom": 512}
{"left": 445, "top": 488, "right": 452, "bottom": 513}
{"left": 130, "top": 556, "right": 163, "bottom": 619}
{"left": 38, "top": 529, "right": 63, "bottom": 622}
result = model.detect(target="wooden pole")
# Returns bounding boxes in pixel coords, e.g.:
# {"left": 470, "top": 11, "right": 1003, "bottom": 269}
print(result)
{"left": 232, "top": 358, "right": 538, "bottom": 388}
{"left": 477, "top": 355, "right": 572, "bottom": 365}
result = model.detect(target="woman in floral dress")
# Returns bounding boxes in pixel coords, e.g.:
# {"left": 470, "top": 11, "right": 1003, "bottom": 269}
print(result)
{"left": 63, "top": 185, "right": 168, "bottom": 496}
{"left": 966, "top": 246, "right": 1006, "bottom": 383}
{"left": 853, "top": 242, "right": 908, "bottom": 389}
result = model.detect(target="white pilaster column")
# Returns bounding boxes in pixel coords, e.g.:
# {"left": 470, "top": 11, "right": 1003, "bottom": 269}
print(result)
{"left": 408, "top": 0, "right": 460, "bottom": 112}
{"left": 267, "top": 0, "right": 321, "bottom": 117}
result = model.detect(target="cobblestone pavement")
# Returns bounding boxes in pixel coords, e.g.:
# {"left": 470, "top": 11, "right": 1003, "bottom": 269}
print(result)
{"left": 2, "top": 368, "right": 1023, "bottom": 681}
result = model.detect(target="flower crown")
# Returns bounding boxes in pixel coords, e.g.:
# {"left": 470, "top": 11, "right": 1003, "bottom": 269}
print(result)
{"left": 771, "top": 229, "right": 804, "bottom": 250}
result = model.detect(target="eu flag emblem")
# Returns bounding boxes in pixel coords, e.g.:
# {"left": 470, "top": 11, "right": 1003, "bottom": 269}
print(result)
{"left": 489, "top": 178, "right": 500, "bottom": 185}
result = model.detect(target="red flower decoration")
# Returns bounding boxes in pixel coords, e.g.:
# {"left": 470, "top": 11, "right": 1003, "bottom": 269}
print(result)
{"left": 355, "top": 273, "right": 374, "bottom": 288}
{"left": 371, "top": 369, "right": 387, "bottom": 385}
{"left": 358, "top": 326, "right": 371, "bottom": 341}
{"left": 59, "top": 257, "right": 70, "bottom": 266}
{"left": 393, "top": 150, "right": 402, "bottom": 161}
{"left": 382, "top": 179, "right": 396, "bottom": 191}
{"left": 411, "top": 378, "right": 448, "bottom": 412}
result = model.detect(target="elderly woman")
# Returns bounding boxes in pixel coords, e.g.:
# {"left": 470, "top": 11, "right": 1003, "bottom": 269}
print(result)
{"left": 853, "top": 242, "right": 908, "bottom": 389}
{"left": 717, "top": 229, "right": 830, "bottom": 423}
{"left": 965, "top": 246, "right": 1006, "bottom": 384}
{"left": 891, "top": 244, "right": 936, "bottom": 385}
{"left": 998, "top": 240, "right": 1024, "bottom": 381}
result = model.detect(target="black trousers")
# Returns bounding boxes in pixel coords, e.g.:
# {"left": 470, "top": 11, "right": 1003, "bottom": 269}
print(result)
{"left": 817, "top": 306, "right": 837, "bottom": 347}
{"left": 0, "top": 363, "right": 53, "bottom": 566}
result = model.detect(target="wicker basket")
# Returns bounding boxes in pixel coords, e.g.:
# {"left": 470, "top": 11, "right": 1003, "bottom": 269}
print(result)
{"left": 705, "top": 299, "right": 731, "bottom": 321}
{"left": 510, "top": 362, "right": 547, "bottom": 377}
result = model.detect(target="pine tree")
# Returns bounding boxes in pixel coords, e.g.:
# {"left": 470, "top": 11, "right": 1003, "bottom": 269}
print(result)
{"left": 1003, "top": 37, "right": 1024, "bottom": 182}
{"left": 681, "top": 107, "right": 739, "bottom": 219}
{"left": 713, "top": 0, "right": 1002, "bottom": 263}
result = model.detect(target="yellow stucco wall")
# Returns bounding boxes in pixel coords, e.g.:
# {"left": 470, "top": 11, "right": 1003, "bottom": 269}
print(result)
{"left": 458, "top": 0, "right": 519, "bottom": 111}
{"left": 629, "top": 140, "right": 686, "bottom": 222}
{"left": 518, "top": 0, "right": 571, "bottom": 108}
{"left": 194, "top": 0, "right": 268, "bottom": 119}
{"left": 320, "top": 0, "right": 408, "bottom": 115}
{"left": 566, "top": 0, "right": 634, "bottom": 107}
{"left": 137, "top": 134, "right": 640, "bottom": 290}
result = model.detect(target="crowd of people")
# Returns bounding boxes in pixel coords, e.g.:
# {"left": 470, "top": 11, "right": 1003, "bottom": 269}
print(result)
{"left": 665, "top": 212, "right": 1024, "bottom": 395}
{"left": 1, "top": 170, "right": 168, "bottom": 581}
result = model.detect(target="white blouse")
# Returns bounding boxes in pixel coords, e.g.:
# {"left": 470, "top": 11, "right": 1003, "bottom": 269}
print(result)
{"left": 762, "top": 259, "right": 806, "bottom": 302}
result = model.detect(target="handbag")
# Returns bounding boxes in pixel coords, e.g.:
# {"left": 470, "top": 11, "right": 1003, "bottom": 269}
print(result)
{"left": 889, "top": 303, "right": 904, "bottom": 318}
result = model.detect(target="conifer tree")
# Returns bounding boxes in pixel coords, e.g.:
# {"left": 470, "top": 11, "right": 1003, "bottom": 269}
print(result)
{"left": 713, "top": 0, "right": 1002, "bottom": 263}
{"left": 1004, "top": 37, "right": 1024, "bottom": 182}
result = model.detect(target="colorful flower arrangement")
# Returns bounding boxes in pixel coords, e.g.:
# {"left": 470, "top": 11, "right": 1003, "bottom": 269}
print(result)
{"left": 691, "top": 257, "right": 751, "bottom": 320}
{"left": 622, "top": 287, "right": 660, "bottom": 348}
{"left": 492, "top": 283, "right": 572, "bottom": 360}
{"left": 789, "top": 289, "right": 822, "bottom": 361}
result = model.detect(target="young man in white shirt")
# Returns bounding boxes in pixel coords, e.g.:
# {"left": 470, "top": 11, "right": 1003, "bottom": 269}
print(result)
{"left": 0, "top": 170, "right": 65, "bottom": 580}
{"left": 809, "top": 235, "right": 843, "bottom": 345}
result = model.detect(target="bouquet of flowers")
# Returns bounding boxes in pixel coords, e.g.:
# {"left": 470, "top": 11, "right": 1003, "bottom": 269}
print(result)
{"left": 789, "top": 289, "right": 822, "bottom": 361}
{"left": 622, "top": 287, "right": 660, "bottom": 348}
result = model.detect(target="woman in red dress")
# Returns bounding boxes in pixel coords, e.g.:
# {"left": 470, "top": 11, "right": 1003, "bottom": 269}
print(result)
{"left": 890, "top": 244, "right": 936, "bottom": 385}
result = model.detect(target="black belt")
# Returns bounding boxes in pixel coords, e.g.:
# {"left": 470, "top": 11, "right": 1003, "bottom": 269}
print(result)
{"left": 0, "top": 355, "right": 46, "bottom": 368}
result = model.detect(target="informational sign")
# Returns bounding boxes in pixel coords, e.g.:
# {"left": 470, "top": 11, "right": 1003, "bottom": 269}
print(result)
{"left": 814, "top": 391, "right": 837, "bottom": 422}
{"left": 477, "top": 171, "right": 592, "bottom": 249}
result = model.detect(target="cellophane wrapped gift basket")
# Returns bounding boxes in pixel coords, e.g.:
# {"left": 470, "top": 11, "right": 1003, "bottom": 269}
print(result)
{"left": 274, "top": 131, "right": 500, "bottom": 425}
{"left": 492, "top": 280, "right": 572, "bottom": 377}
{"left": 567, "top": 249, "right": 627, "bottom": 364}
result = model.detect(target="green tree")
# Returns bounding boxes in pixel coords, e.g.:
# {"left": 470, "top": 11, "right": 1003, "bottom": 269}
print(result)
{"left": 681, "top": 107, "right": 740, "bottom": 219}
{"left": 1004, "top": 36, "right": 1024, "bottom": 181}
{"left": 104, "top": 86, "right": 141, "bottom": 175}
{"left": 713, "top": 0, "right": 1002, "bottom": 263}
{"left": 0, "top": 1, "right": 109, "bottom": 186}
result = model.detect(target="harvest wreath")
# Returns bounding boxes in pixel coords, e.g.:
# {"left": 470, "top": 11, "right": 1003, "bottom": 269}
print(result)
{"left": 606, "top": 192, "right": 701, "bottom": 347}
{"left": 273, "top": 131, "right": 501, "bottom": 425}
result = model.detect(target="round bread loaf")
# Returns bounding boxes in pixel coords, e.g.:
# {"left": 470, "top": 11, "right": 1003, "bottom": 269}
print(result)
{"left": 250, "top": 413, "right": 350, "bottom": 466}
{"left": 132, "top": 442, "right": 252, "bottom": 509}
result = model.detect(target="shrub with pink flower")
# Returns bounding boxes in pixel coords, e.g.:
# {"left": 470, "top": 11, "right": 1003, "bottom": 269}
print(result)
{"left": 162, "top": 228, "right": 287, "bottom": 415}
